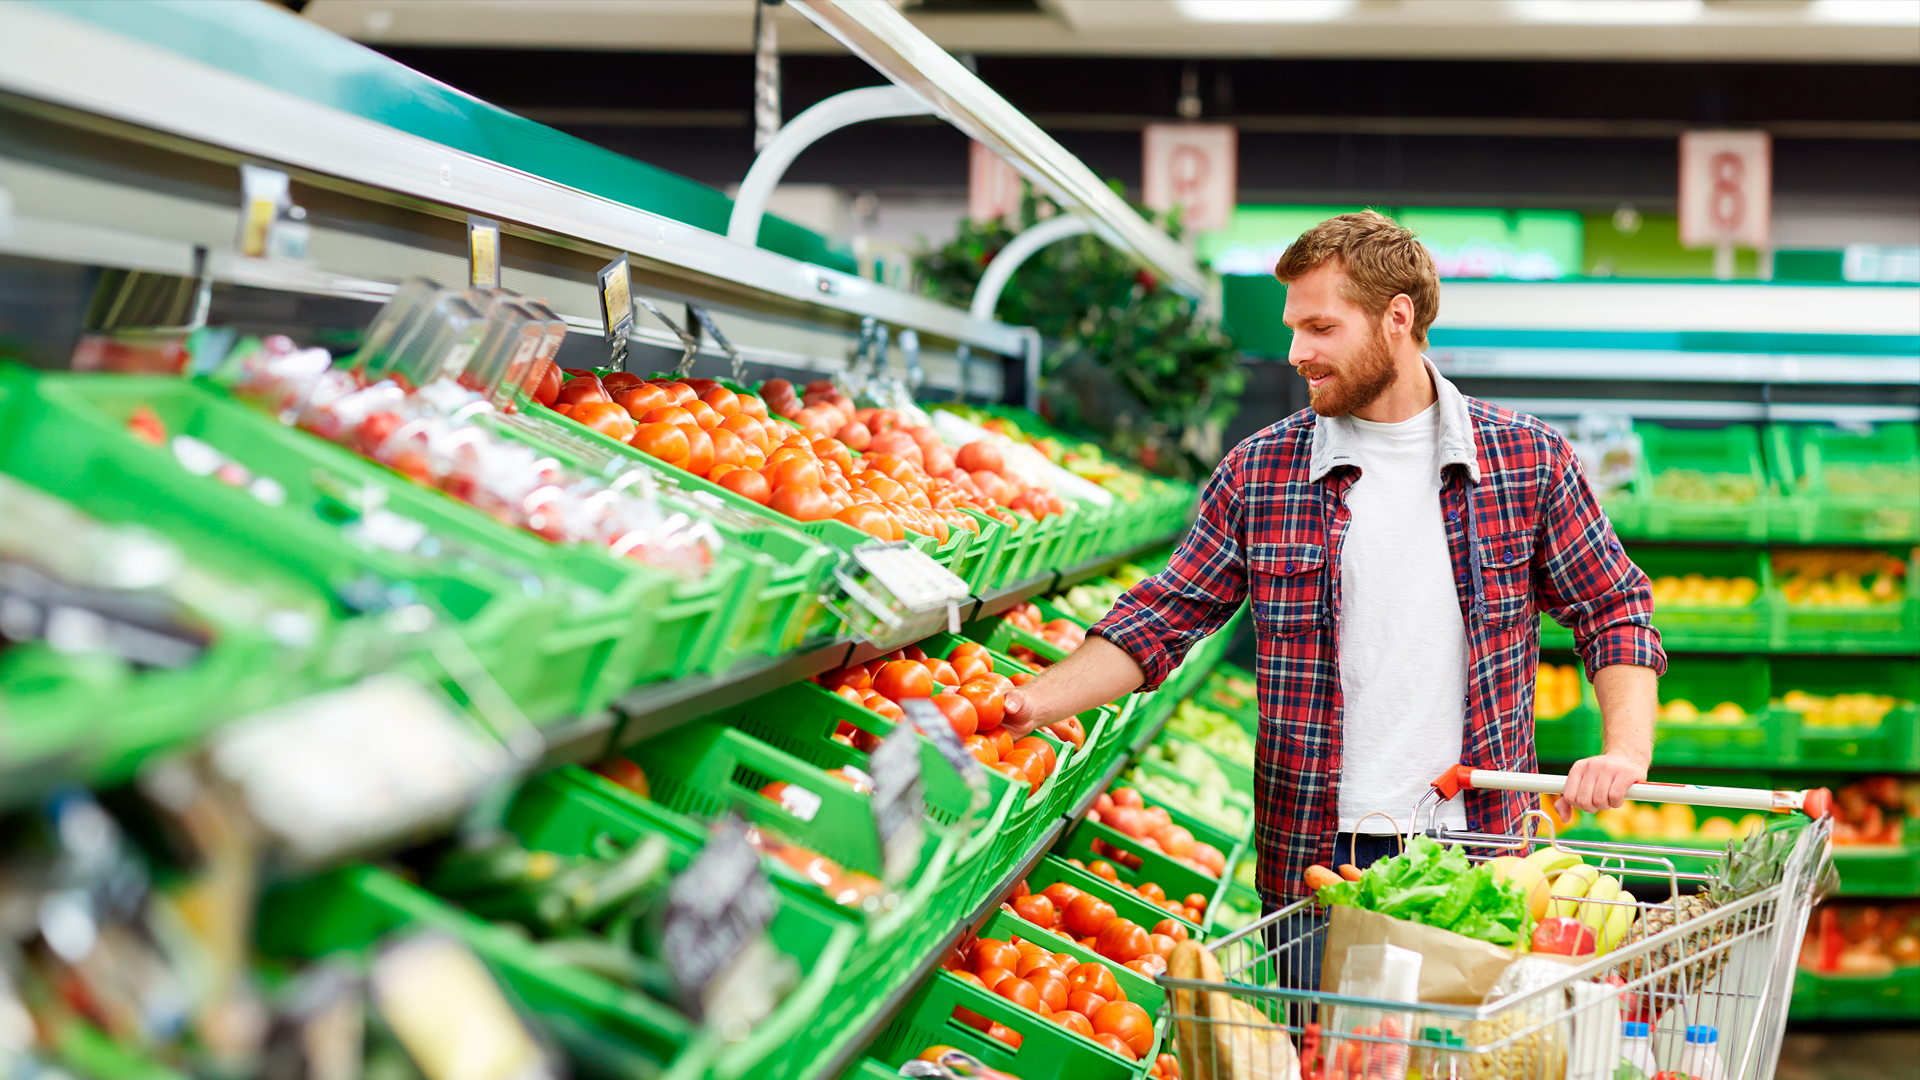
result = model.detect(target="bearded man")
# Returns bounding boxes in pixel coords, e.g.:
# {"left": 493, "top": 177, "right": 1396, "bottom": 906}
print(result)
{"left": 1000, "top": 211, "right": 1665, "bottom": 910}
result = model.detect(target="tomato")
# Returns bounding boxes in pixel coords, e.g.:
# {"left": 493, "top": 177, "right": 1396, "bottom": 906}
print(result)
{"left": 873, "top": 659, "right": 935, "bottom": 702}
{"left": 997, "top": 977, "right": 1043, "bottom": 1014}
{"left": 1087, "top": 860, "right": 1120, "bottom": 883}
{"left": 1013, "top": 951, "right": 1056, "bottom": 978}
{"left": 1002, "top": 747, "right": 1047, "bottom": 789}
{"left": 1137, "top": 881, "right": 1166, "bottom": 904}
{"left": 1012, "top": 736, "right": 1057, "bottom": 774}
{"left": 1151, "top": 918, "right": 1189, "bottom": 943}
{"left": 819, "top": 665, "right": 872, "bottom": 692}
{"left": 1092, "top": 1031, "right": 1136, "bottom": 1061}
{"left": 1046, "top": 715, "right": 1087, "bottom": 748}
{"left": 947, "top": 643, "right": 992, "bottom": 683}
{"left": 683, "top": 427, "right": 715, "bottom": 476}
{"left": 612, "top": 383, "right": 671, "bottom": 419}
{"left": 715, "top": 411, "right": 766, "bottom": 453}
{"left": 717, "top": 467, "right": 771, "bottom": 504}
{"left": 1051, "top": 1009, "right": 1095, "bottom": 1039}
{"left": 953, "top": 679, "right": 1006, "bottom": 732}
{"left": 1010, "top": 894, "right": 1054, "bottom": 927}
{"left": 570, "top": 401, "right": 637, "bottom": 442}
{"left": 532, "top": 361, "right": 562, "bottom": 406}
{"left": 962, "top": 734, "right": 997, "bottom": 765}
{"left": 639, "top": 405, "right": 696, "bottom": 428}
{"left": 769, "top": 483, "right": 833, "bottom": 522}
{"left": 1040, "top": 882, "right": 1082, "bottom": 911}
{"left": 1184, "top": 893, "right": 1208, "bottom": 913}
{"left": 1009, "top": 672, "right": 1034, "bottom": 686}
{"left": 660, "top": 381, "right": 697, "bottom": 405}
{"left": 1092, "top": 1000, "right": 1154, "bottom": 1056}
{"left": 734, "top": 392, "right": 768, "bottom": 419}
{"left": 706, "top": 427, "right": 748, "bottom": 473}
{"left": 1063, "top": 893, "right": 1117, "bottom": 937}
{"left": 1156, "top": 1053, "right": 1183, "bottom": 1080}
{"left": 1025, "top": 968, "right": 1070, "bottom": 1013}
{"left": 834, "top": 502, "right": 894, "bottom": 540}
{"left": 923, "top": 658, "right": 960, "bottom": 687}
{"left": 989, "top": 727, "right": 1015, "bottom": 760}
{"left": 699, "top": 386, "right": 740, "bottom": 417}
{"left": 980, "top": 671, "right": 1015, "bottom": 697}
{"left": 683, "top": 399, "right": 720, "bottom": 430}
{"left": 1096, "top": 924, "right": 1149, "bottom": 971}
{"left": 1148, "top": 933, "right": 1178, "bottom": 957}
{"left": 986, "top": 1023, "right": 1021, "bottom": 1050}
{"left": 601, "top": 371, "right": 644, "bottom": 393}
{"left": 974, "top": 966, "right": 1015, "bottom": 993}
{"left": 931, "top": 693, "right": 977, "bottom": 739}
{"left": 1124, "top": 955, "right": 1167, "bottom": 978}
{"left": 556, "top": 375, "right": 610, "bottom": 407}
{"left": 1067, "top": 989, "right": 1109, "bottom": 1020}
{"left": 811, "top": 437, "right": 853, "bottom": 475}
{"left": 862, "top": 692, "right": 905, "bottom": 723}
{"left": 764, "top": 456, "right": 825, "bottom": 491}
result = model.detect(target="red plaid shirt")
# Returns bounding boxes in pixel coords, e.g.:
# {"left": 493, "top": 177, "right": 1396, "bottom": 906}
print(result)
{"left": 1092, "top": 367, "right": 1665, "bottom": 908}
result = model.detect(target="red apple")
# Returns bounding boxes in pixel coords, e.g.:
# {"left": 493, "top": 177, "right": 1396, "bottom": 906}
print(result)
{"left": 1532, "top": 916, "right": 1597, "bottom": 956}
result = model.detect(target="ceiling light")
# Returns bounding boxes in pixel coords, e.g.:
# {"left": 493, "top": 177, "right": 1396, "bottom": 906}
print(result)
{"left": 1508, "top": 0, "right": 1706, "bottom": 23}
{"left": 1173, "top": 0, "right": 1357, "bottom": 23}
{"left": 1811, "top": 0, "right": 1920, "bottom": 25}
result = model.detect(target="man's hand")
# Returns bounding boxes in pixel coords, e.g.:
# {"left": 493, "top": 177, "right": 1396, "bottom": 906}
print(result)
{"left": 1558, "top": 750, "right": 1648, "bottom": 816}
{"left": 995, "top": 636, "right": 1146, "bottom": 742}
{"left": 1000, "top": 688, "right": 1046, "bottom": 740}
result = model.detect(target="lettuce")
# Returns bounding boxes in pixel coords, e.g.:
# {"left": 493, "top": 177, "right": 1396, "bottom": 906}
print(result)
{"left": 1313, "top": 836, "right": 1533, "bottom": 948}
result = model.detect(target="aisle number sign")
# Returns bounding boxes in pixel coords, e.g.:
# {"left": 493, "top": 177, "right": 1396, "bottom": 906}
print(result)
{"left": 1143, "top": 124, "right": 1237, "bottom": 234}
{"left": 1678, "top": 131, "right": 1771, "bottom": 250}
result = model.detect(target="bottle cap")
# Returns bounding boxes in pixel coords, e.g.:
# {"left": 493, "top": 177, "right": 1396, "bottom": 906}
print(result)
{"left": 1685, "top": 1025, "right": 1719, "bottom": 1044}
{"left": 1421, "top": 1027, "right": 1448, "bottom": 1043}
{"left": 1622, "top": 1022, "right": 1650, "bottom": 1038}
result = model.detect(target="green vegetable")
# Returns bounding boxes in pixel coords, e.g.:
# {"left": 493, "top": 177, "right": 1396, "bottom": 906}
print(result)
{"left": 1315, "top": 836, "right": 1532, "bottom": 949}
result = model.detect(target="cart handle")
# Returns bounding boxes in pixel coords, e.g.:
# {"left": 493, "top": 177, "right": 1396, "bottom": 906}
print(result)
{"left": 1431, "top": 766, "right": 1832, "bottom": 818}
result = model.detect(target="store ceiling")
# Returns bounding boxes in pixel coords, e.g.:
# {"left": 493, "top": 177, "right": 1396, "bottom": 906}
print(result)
{"left": 300, "top": 0, "right": 1920, "bottom": 62}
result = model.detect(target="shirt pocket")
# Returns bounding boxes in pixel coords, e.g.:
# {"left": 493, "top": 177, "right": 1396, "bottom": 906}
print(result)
{"left": 1478, "top": 529, "right": 1536, "bottom": 628}
{"left": 1248, "top": 541, "right": 1326, "bottom": 639}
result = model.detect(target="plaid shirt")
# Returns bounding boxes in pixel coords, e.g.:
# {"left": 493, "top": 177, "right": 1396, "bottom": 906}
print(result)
{"left": 1092, "top": 364, "right": 1666, "bottom": 909}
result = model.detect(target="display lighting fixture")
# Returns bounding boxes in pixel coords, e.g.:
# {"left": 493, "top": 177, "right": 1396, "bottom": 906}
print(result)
{"left": 1507, "top": 0, "right": 1707, "bottom": 24}
{"left": 1172, "top": 0, "right": 1357, "bottom": 22}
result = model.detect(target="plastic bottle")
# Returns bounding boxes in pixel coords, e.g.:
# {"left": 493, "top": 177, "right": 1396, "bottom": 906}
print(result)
{"left": 1619, "top": 1021, "right": 1657, "bottom": 1079}
{"left": 1413, "top": 1027, "right": 1462, "bottom": 1080}
{"left": 1677, "top": 1025, "right": 1729, "bottom": 1080}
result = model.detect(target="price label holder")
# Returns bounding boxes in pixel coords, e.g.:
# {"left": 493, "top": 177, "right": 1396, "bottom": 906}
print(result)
{"left": 634, "top": 297, "right": 701, "bottom": 375}
{"left": 867, "top": 721, "right": 926, "bottom": 887}
{"left": 829, "top": 543, "right": 972, "bottom": 645}
{"left": 236, "top": 164, "right": 290, "bottom": 258}
{"left": 687, "top": 305, "right": 746, "bottom": 384}
{"left": 596, "top": 253, "right": 634, "bottom": 370}
{"left": 662, "top": 815, "right": 790, "bottom": 1031}
{"left": 901, "top": 697, "right": 989, "bottom": 816}
{"left": 467, "top": 216, "right": 501, "bottom": 289}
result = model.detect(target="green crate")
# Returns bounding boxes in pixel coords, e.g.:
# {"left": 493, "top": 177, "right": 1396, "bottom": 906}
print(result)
{"left": 1805, "top": 968, "right": 1920, "bottom": 1022}
{"left": 865, "top": 909, "right": 1165, "bottom": 1080}
{"left": 963, "top": 615, "right": 1070, "bottom": 666}
{"left": 1626, "top": 422, "right": 1771, "bottom": 542}
{"left": 1625, "top": 545, "right": 1774, "bottom": 651}
{"left": 1023, "top": 855, "right": 1206, "bottom": 941}
{"left": 1652, "top": 655, "right": 1776, "bottom": 768}
{"left": 1770, "top": 546, "right": 1919, "bottom": 654}
{"left": 1769, "top": 422, "right": 1920, "bottom": 544}
{"left": 845, "top": 1059, "right": 901, "bottom": 1080}
{"left": 1833, "top": 846, "right": 1920, "bottom": 897}
{"left": 1769, "top": 655, "right": 1918, "bottom": 769}
{"left": 1535, "top": 653, "right": 1601, "bottom": 764}
{"left": 1057, "top": 810, "right": 1241, "bottom": 932}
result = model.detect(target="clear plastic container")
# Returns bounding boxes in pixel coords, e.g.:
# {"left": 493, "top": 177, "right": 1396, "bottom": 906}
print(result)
{"left": 1413, "top": 1026, "right": 1463, "bottom": 1080}
{"left": 1619, "top": 1021, "right": 1657, "bottom": 1080}
{"left": 1677, "top": 1025, "right": 1728, "bottom": 1080}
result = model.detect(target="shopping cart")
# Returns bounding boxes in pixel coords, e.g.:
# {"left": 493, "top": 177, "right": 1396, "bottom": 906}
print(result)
{"left": 1157, "top": 768, "right": 1836, "bottom": 1080}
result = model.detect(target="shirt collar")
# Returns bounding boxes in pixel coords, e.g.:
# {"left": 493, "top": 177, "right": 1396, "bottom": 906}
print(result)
{"left": 1308, "top": 356, "right": 1481, "bottom": 484}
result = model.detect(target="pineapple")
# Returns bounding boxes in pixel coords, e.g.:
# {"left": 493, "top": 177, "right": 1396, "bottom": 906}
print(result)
{"left": 1615, "top": 825, "right": 1807, "bottom": 1008}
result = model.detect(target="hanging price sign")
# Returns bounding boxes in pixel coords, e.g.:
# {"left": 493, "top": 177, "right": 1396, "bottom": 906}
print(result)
{"left": 661, "top": 815, "right": 778, "bottom": 1019}
{"left": 467, "top": 216, "right": 501, "bottom": 288}
{"left": 901, "top": 697, "right": 987, "bottom": 802}
{"left": 868, "top": 721, "right": 926, "bottom": 886}
{"left": 596, "top": 254, "right": 634, "bottom": 369}
{"left": 1679, "top": 131, "right": 1771, "bottom": 249}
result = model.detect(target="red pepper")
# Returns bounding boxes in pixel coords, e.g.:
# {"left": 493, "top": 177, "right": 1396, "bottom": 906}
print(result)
{"left": 1300, "top": 1021, "right": 1323, "bottom": 1080}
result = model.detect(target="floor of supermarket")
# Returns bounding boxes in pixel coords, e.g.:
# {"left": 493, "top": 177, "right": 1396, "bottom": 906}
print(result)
{"left": 1780, "top": 1029, "right": 1920, "bottom": 1080}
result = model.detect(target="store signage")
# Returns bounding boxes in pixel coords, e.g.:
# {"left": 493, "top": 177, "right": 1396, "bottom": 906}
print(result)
{"left": 1678, "top": 131, "right": 1771, "bottom": 249}
{"left": 868, "top": 721, "right": 926, "bottom": 886}
{"left": 467, "top": 215, "right": 501, "bottom": 289}
{"left": 662, "top": 814, "right": 777, "bottom": 1018}
{"left": 1142, "top": 124, "right": 1237, "bottom": 233}
{"left": 1202, "top": 205, "right": 1582, "bottom": 281}
{"left": 968, "top": 140, "right": 1022, "bottom": 224}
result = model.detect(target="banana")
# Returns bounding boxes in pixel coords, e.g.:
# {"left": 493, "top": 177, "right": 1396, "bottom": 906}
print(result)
{"left": 1599, "top": 890, "right": 1636, "bottom": 954}
{"left": 1546, "top": 864, "right": 1601, "bottom": 920}
{"left": 1525, "top": 847, "right": 1583, "bottom": 876}
{"left": 1579, "top": 874, "right": 1622, "bottom": 935}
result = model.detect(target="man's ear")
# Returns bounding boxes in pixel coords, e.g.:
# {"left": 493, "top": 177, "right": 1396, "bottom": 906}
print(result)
{"left": 1386, "top": 293, "right": 1417, "bottom": 341}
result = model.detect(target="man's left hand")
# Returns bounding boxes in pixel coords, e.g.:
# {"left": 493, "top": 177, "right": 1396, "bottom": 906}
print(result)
{"left": 1558, "top": 750, "right": 1649, "bottom": 816}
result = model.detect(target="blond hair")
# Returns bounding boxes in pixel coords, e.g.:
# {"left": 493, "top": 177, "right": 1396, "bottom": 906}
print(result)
{"left": 1273, "top": 211, "right": 1440, "bottom": 348}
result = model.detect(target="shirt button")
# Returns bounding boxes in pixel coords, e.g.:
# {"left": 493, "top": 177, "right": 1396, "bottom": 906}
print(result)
{"left": 1285, "top": 561, "right": 1295, "bottom": 573}
{"left": 1447, "top": 509, "right": 1459, "bottom": 522}
{"left": 1457, "top": 573, "right": 1467, "bottom": 584}
{"left": 1503, "top": 549, "right": 1515, "bottom": 564}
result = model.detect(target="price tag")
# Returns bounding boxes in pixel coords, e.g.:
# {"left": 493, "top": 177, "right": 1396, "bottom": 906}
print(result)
{"left": 662, "top": 815, "right": 778, "bottom": 1019}
{"left": 236, "top": 165, "right": 290, "bottom": 258}
{"left": 868, "top": 721, "right": 926, "bottom": 886}
{"left": 467, "top": 216, "right": 501, "bottom": 288}
{"left": 597, "top": 254, "right": 633, "bottom": 368}
{"left": 902, "top": 697, "right": 987, "bottom": 797}
{"left": 854, "top": 546, "right": 970, "bottom": 613}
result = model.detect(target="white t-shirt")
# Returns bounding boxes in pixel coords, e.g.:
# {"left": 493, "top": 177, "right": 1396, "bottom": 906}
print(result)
{"left": 1336, "top": 402, "right": 1471, "bottom": 834}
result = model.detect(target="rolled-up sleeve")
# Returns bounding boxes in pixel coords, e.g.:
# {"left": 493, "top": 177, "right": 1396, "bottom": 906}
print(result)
{"left": 1533, "top": 436, "right": 1668, "bottom": 679}
{"left": 1090, "top": 447, "right": 1249, "bottom": 690}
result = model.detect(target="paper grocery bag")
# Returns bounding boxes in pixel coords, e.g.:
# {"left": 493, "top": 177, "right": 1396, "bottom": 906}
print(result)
{"left": 1319, "top": 905, "right": 1517, "bottom": 1005}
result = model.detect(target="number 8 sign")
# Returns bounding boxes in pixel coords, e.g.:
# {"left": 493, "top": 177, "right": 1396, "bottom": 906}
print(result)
{"left": 1679, "top": 131, "right": 1771, "bottom": 249}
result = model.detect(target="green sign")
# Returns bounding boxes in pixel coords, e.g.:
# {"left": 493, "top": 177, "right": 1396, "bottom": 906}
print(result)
{"left": 1201, "top": 205, "right": 1583, "bottom": 281}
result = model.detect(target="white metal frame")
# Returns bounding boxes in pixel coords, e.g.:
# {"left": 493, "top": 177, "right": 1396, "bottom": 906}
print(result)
{"left": 727, "top": 85, "right": 934, "bottom": 247}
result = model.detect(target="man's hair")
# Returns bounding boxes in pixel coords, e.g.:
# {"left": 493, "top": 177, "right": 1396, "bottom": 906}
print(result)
{"left": 1273, "top": 210, "right": 1440, "bottom": 348}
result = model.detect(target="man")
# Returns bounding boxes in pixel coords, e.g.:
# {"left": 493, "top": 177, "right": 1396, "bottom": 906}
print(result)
{"left": 1001, "top": 211, "right": 1664, "bottom": 910}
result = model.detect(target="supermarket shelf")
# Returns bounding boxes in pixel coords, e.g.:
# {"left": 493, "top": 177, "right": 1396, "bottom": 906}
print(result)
{"left": 0, "top": 3, "right": 1026, "bottom": 357}
{"left": 804, "top": 696, "right": 1173, "bottom": 1080}
{"left": 1489, "top": 397, "right": 1920, "bottom": 423}
{"left": 1434, "top": 348, "right": 1920, "bottom": 386}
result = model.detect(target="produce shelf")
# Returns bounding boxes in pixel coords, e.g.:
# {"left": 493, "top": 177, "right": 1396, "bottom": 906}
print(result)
{"left": 1790, "top": 968, "right": 1920, "bottom": 1022}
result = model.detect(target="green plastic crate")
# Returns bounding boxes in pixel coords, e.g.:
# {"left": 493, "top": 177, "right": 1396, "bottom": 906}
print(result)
{"left": 1770, "top": 655, "right": 1918, "bottom": 769}
{"left": 1769, "top": 422, "right": 1920, "bottom": 544}
{"left": 1769, "top": 546, "right": 1920, "bottom": 655}
{"left": 1535, "top": 652, "right": 1601, "bottom": 763}
{"left": 865, "top": 909, "right": 1166, "bottom": 1079}
{"left": 1833, "top": 846, "right": 1920, "bottom": 897}
{"left": 1057, "top": 803, "right": 1243, "bottom": 932}
{"left": 1627, "top": 545, "right": 1774, "bottom": 651}
{"left": 1624, "top": 422, "right": 1771, "bottom": 542}
{"left": 963, "top": 615, "right": 1070, "bottom": 666}
{"left": 1023, "top": 855, "right": 1206, "bottom": 941}
{"left": 1652, "top": 655, "right": 1777, "bottom": 768}
{"left": 1804, "top": 968, "right": 1920, "bottom": 1022}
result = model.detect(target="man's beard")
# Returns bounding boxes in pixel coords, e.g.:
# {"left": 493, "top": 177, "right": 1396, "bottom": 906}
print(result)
{"left": 1299, "top": 327, "right": 1398, "bottom": 417}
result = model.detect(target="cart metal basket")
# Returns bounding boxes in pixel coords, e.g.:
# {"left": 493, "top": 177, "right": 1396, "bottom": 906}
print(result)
{"left": 1157, "top": 769, "right": 1835, "bottom": 1080}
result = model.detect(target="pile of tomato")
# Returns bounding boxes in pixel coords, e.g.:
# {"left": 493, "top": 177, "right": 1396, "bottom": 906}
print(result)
{"left": 1003, "top": 875, "right": 1197, "bottom": 979}
{"left": 816, "top": 641, "right": 1087, "bottom": 797}
{"left": 938, "top": 929, "right": 1174, "bottom": 1071}
{"left": 1001, "top": 602, "right": 1088, "bottom": 657}
{"left": 1086, "top": 787, "right": 1230, "bottom": 880}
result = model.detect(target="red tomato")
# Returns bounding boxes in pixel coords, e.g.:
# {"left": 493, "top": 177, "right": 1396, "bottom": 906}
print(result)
{"left": 532, "top": 361, "right": 562, "bottom": 406}
{"left": 1087, "top": 860, "right": 1121, "bottom": 883}
{"left": 708, "top": 427, "right": 749, "bottom": 472}
{"left": 639, "top": 405, "right": 696, "bottom": 428}
{"left": 683, "top": 399, "right": 720, "bottom": 430}
{"left": 1025, "top": 969, "right": 1070, "bottom": 1013}
{"left": 601, "top": 371, "right": 644, "bottom": 393}
{"left": 973, "top": 939, "right": 1020, "bottom": 975}
{"left": 947, "top": 642, "right": 992, "bottom": 683}
{"left": 1040, "top": 882, "right": 1083, "bottom": 912}
{"left": 1067, "top": 961, "right": 1122, "bottom": 1002}
{"left": 764, "top": 456, "right": 825, "bottom": 491}
{"left": 1068, "top": 989, "right": 1109, "bottom": 1019}
{"left": 874, "top": 659, "right": 935, "bottom": 701}
{"left": 734, "top": 392, "right": 768, "bottom": 419}
{"left": 962, "top": 734, "right": 997, "bottom": 765}
{"left": 834, "top": 502, "right": 894, "bottom": 540}
{"left": 570, "top": 401, "right": 636, "bottom": 442}
{"left": 718, "top": 467, "right": 771, "bottom": 504}
{"left": 1046, "top": 716, "right": 1087, "bottom": 748}
{"left": 768, "top": 483, "right": 833, "bottom": 522}
{"left": 612, "top": 383, "right": 671, "bottom": 419}
{"left": 957, "top": 679, "right": 1006, "bottom": 731}
{"left": 1152, "top": 918, "right": 1189, "bottom": 943}
{"left": 862, "top": 692, "right": 905, "bottom": 723}
{"left": 1063, "top": 893, "right": 1117, "bottom": 938}
{"left": 1012, "top": 736, "right": 1057, "bottom": 774}
{"left": 819, "top": 665, "right": 872, "bottom": 692}
{"left": 987, "top": 1023, "right": 1022, "bottom": 1050}
{"left": 1149, "top": 933, "right": 1178, "bottom": 957}
{"left": 699, "top": 386, "right": 740, "bottom": 417}
{"left": 660, "top": 381, "right": 698, "bottom": 405}
{"left": 924, "top": 658, "right": 960, "bottom": 686}
{"left": 1092, "top": 1001, "right": 1154, "bottom": 1056}
{"left": 1092, "top": 1031, "right": 1137, "bottom": 1061}
{"left": 929, "top": 693, "right": 977, "bottom": 739}
{"left": 1184, "top": 893, "right": 1208, "bottom": 913}
{"left": 555, "top": 375, "right": 609, "bottom": 407}
{"left": 1051, "top": 1009, "right": 1095, "bottom": 1039}
{"left": 683, "top": 427, "right": 715, "bottom": 477}
{"left": 1010, "top": 894, "right": 1055, "bottom": 927}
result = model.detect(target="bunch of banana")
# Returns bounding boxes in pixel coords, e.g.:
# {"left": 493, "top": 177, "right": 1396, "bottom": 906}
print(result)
{"left": 1516, "top": 847, "right": 1637, "bottom": 954}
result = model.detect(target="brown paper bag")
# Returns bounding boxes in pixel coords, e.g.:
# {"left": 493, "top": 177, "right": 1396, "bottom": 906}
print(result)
{"left": 1169, "top": 941, "right": 1300, "bottom": 1080}
{"left": 1319, "top": 905, "right": 1517, "bottom": 1005}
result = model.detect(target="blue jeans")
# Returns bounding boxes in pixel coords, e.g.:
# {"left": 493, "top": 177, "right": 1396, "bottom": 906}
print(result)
{"left": 1261, "top": 832, "right": 1404, "bottom": 995}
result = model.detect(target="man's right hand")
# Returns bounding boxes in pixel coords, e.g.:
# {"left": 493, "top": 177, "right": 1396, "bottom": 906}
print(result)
{"left": 999, "top": 688, "right": 1046, "bottom": 740}
{"left": 988, "top": 635, "right": 1148, "bottom": 742}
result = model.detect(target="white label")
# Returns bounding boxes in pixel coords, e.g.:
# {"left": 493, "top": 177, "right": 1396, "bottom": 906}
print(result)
{"left": 1142, "top": 124, "right": 1238, "bottom": 233}
{"left": 853, "top": 546, "right": 971, "bottom": 613}
{"left": 1679, "top": 130, "right": 1771, "bottom": 249}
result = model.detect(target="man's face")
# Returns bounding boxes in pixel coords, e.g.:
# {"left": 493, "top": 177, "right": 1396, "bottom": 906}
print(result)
{"left": 1281, "top": 262, "right": 1397, "bottom": 417}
